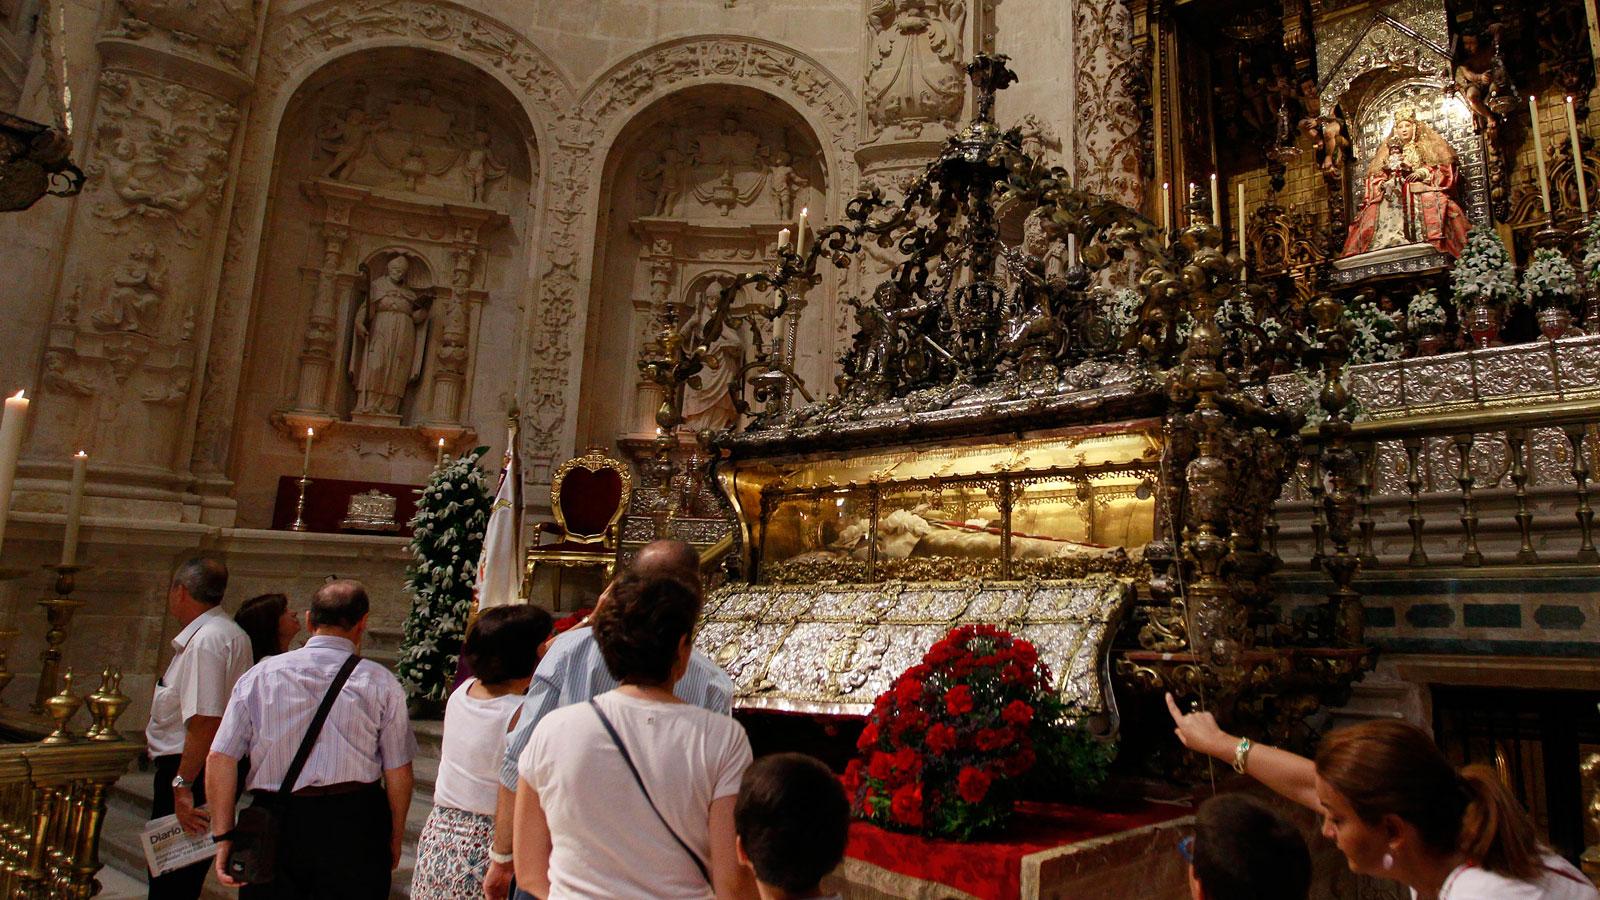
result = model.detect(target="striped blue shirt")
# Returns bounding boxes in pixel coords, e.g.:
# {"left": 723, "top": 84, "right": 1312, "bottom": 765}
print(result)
{"left": 498, "top": 626, "right": 734, "bottom": 791}
{"left": 212, "top": 635, "right": 417, "bottom": 791}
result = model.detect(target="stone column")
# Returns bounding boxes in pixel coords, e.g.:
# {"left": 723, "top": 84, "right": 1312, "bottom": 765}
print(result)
{"left": 291, "top": 197, "right": 355, "bottom": 415}
{"left": 1073, "top": 0, "right": 1144, "bottom": 208}
{"left": 24, "top": 0, "right": 259, "bottom": 520}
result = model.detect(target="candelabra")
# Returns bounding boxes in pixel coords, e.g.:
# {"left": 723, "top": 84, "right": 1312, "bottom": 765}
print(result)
{"left": 32, "top": 564, "right": 84, "bottom": 714}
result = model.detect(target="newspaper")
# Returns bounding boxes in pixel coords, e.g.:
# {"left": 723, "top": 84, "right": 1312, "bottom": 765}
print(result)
{"left": 141, "top": 812, "right": 216, "bottom": 876}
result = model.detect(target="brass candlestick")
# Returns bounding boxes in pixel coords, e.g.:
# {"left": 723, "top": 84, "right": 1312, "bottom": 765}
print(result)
{"left": 290, "top": 473, "right": 312, "bottom": 532}
{"left": 83, "top": 667, "right": 128, "bottom": 741}
{"left": 40, "top": 668, "right": 80, "bottom": 744}
{"left": 32, "top": 564, "right": 84, "bottom": 714}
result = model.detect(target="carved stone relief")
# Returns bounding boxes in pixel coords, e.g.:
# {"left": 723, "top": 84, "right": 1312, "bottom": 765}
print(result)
{"left": 636, "top": 108, "right": 822, "bottom": 222}
{"left": 864, "top": 0, "right": 967, "bottom": 138}
{"left": 113, "top": 0, "right": 257, "bottom": 62}
{"left": 1073, "top": 0, "right": 1142, "bottom": 207}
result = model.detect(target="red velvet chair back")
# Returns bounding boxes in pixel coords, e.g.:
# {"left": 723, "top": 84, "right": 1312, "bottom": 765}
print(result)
{"left": 557, "top": 466, "right": 624, "bottom": 539}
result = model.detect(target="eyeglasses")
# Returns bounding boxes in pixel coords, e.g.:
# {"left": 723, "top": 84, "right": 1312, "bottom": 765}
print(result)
{"left": 1177, "top": 834, "right": 1194, "bottom": 865}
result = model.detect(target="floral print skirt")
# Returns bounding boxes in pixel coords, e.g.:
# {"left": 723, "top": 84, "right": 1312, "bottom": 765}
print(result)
{"left": 410, "top": 804, "right": 494, "bottom": 900}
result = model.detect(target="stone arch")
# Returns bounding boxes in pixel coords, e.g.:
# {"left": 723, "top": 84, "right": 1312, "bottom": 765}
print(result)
{"left": 191, "top": 0, "right": 573, "bottom": 491}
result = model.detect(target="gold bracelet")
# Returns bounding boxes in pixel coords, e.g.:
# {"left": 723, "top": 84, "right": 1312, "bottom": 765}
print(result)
{"left": 1231, "top": 737, "right": 1253, "bottom": 775}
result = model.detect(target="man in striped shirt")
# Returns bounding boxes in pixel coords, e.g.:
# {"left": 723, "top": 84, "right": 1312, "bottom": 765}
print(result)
{"left": 206, "top": 579, "right": 417, "bottom": 898}
{"left": 486, "top": 540, "right": 734, "bottom": 900}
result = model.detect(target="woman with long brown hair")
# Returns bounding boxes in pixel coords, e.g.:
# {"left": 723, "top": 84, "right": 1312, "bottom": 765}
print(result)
{"left": 1167, "top": 694, "right": 1597, "bottom": 899}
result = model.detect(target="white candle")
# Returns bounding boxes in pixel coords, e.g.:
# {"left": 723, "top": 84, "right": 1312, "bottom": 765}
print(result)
{"left": 1187, "top": 182, "right": 1196, "bottom": 225}
{"left": 797, "top": 207, "right": 808, "bottom": 252}
{"left": 0, "top": 391, "right": 28, "bottom": 557}
{"left": 60, "top": 451, "right": 86, "bottom": 567}
{"left": 1568, "top": 96, "right": 1590, "bottom": 217}
{"left": 1161, "top": 182, "right": 1172, "bottom": 233}
{"left": 1532, "top": 96, "right": 1553, "bottom": 215}
{"left": 777, "top": 227, "right": 791, "bottom": 250}
{"left": 436, "top": 436, "right": 446, "bottom": 468}
{"left": 1210, "top": 173, "right": 1220, "bottom": 224}
{"left": 302, "top": 427, "right": 314, "bottom": 474}
{"left": 1237, "top": 181, "right": 1248, "bottom": 277}
{"left": 1067, "top": 233, "right": 1078, "bottom": 267}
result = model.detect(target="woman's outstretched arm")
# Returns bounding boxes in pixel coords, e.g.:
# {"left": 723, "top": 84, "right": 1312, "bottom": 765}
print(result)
{"left": 1164, "top": 693, "right": 1322, "bottom": 812}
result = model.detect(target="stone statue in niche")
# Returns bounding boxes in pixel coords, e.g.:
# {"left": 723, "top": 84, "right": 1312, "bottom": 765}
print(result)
{"left": 767, "top": 150, "right": 807, "bottom": 219}
{"left": 678, "top": 279, "right": 743, "bottom": 432}
{"left": 91, "top": 243, "right": 166, "bottom": 334}
{"left": 462, "top": 129, "right": 507, "bottom": 202}
{"left": 349, "top": 255, "right": 432, "bottom": 418}
{"left": 865, "top": 0, "right": 967, "bottom": 136}
{"left": 1341, "top": 108, "right": 1470, "bottom": 259}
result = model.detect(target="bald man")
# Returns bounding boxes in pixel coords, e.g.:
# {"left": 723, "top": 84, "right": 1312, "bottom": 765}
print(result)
{"left": 485, "top": 541, "right": 734, "bottom": 900}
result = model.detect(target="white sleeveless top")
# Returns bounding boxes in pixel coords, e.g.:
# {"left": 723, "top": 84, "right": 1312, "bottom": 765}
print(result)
{"left": 432, "top": 679, "right": 523, "bottom": 815}
{"left": 1424, "top": 854, "right": 1599, "bottom": 900}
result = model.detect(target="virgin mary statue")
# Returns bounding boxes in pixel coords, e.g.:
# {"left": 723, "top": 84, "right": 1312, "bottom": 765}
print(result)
{"left": 1340, "top": 107, "right": 1470, "bottom": 259}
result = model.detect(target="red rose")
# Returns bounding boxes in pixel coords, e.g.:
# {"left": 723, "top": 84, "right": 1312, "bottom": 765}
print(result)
{"left": 843, "top": 759, "right": 863, "bottom": 796}
{"left": 890, "top": 783, "right": 924, "bottom": 827}
{"left": 856, "top": 720, "right": 880, "bottom": 751}
{"left": 925, "top": 722, "right": 958, "bottom": 755}
{"left": 1000, "top": 747, "right": 1037, "bottom": 777}
{"left": 957, "top": 767, "right": 992, "bottom": 804}
{"left": 945, "top": 685, "right": 975, "bottom": 716}
{"left": 895, "top": 678, "right": 924, "bottom": 706}
{"left": 974, "top": 727, "right": 1010, "bottom": 751}
{"left": 1002, "top": 699, "right": 1034, "bottom": 726}
{"left": 890, "top": 746, "right": 923, "bottom": 779}
{"left": 867, "top": 752, "right": 894, "bottom": 782}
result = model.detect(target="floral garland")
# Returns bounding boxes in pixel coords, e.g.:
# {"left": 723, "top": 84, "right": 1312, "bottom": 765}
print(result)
{"left": 845, "top": 624, "right": 1115, "bottom": 840}
{"left": 1450, "top": 223, "right": 1519, "bottom": 310}
{"left": 1583, "top": 225, "right": 1600, "bottom": 284}
{"left": 1522, "top": 247, "right": 1580, "bottom": 309}
{"left": 1408, "top": 289, "right": 1449, "bottom": 332}
{"left": 1302, "top": 295, "right": 1402, "bottom": 366}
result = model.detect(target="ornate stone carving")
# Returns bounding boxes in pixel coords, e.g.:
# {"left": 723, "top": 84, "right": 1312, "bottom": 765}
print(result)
{"left": 1073, "top": 0, "right": 1142, "bottom": 207}
{"left": 864, "top": 0, "right": 967, "bottom": 138}
{"left": 115, "top": 0, "right": 257, "bottom": 60}
{"left": 83, "top": 70, "right": 239, "bottom": 241}
{"left": 90, "top": 243, "right": 166, "bottom": 335}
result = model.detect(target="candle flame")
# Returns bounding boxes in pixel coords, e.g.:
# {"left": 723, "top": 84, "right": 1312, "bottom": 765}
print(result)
{"left": 305, "top": 426, "right": 314, "bottom": 438}
{"left": 437, "top": 437, "right": 445, "bottom": 447}
{"left": 800, "top": 206, "right": 808, "bottom": 216}
{"left": 10, "top": 390, "right": 22, "bottom": 400}
{"left": 74, "top": 450, "right": 86, "bottom": 458}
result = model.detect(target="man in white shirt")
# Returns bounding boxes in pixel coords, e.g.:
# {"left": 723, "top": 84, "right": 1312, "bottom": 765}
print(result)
{"left": 206, "top": 579, "right": 417, "bottom": 899}
{"left": 144, "top": 556, "right": 253, "bottom": 900}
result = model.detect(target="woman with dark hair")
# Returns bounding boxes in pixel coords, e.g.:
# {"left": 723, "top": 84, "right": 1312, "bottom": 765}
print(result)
{"left": 1183, "top": 793, "right": 1311, "bottom": 900}
{"left": 412, "top": 604, "right": 553, "bottom": 900}
{"left": 514, "top": 574, "right": 756, "bottom": 899}
{"left": 1168, "top": 694, "right": 1598, "bottom": 899}
{"left": 232, "top": 593, "right": 299, "bottom": 663}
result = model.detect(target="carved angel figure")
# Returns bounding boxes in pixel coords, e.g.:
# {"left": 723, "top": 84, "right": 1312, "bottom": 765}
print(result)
{"left": 461, "top": 129, "right": 507, "bottom": 203}
{"left": 766, "top": 150, "right": 807, "bottom": 219}
{"left": 320, "top": 105, "right": 374, "bottom": 181}
{"left": 349, "top": 256, "right": 431, "bottom": 417}
{"left": 1341, "top": 108, "right": 1470, "bottom": 259}
{"left": 865, "top": 0, "right": 967, "bottom": 134}
{"left": 92, "top": 242, "right": 165, "bottom": 334}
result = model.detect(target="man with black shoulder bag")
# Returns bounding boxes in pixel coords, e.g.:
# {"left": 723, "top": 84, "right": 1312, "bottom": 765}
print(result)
{"left": 206, "top": 580, "right": 416, "bottom": 898}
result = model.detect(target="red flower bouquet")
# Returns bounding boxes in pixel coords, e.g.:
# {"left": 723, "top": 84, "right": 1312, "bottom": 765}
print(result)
{"left": 844, "top": 624, "right": 1115, "bottom": 840}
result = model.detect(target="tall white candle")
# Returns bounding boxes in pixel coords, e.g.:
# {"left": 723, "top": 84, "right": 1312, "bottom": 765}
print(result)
{"left": 436, "top": 436, "right": 446, "bottom": 468}
{"left": 1567, "top": 96, "right": 1590, "bottom": 217}
{"left": 1237, "top": 181, "right": 1248, "bottom": 276}
{"left": 797, "top": 207, "right": 808, "bottom": 252}
{"left": 1067, "top": 233, "right": 1078, "bottom": 267}
{"left": 0, "top": 391, "right": 28, "bottom": 557}
{"left": 1209, "top": 173, "right": 1220, "bottom": 224}
{"left": 1161, "top": 182, "right": 1172, "bottom": 233}
{"left": 1187, "top": 182, "right": 1196, "bottom": 225}
{"left": 1532, "top": 95, "right": 1553, "bottom": 215}
{"left": 777, "top": 227, "right": 791, "bottom": 250}
{"left": 302, "top": 427, "right": 314, "bottom": 474}
{"left": 60, "top": 451, "right": 86, "bottom": 567}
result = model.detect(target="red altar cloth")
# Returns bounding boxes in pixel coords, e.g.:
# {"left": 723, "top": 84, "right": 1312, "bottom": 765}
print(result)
{"left": 845, "top": 799, "right": 1191, "bottom": 900}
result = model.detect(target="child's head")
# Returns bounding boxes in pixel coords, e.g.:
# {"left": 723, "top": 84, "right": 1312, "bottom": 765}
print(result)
{"left": 1187, "top": 794, "right": 1311, "bottom": 900}
{"left": 734, "top": 753, "right": 849, "bottom": 898}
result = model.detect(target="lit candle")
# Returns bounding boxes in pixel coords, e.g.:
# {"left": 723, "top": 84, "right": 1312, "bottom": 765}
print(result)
{"left": 436, "top": 436, "right": 446, "bottom": 468}
{"left": 1187, "top": 182, "right": 1196, "bottom": 225}
{"left": 302, "top": 427, "right": 314, "bottom": 474}
{"left": 0, "top": 390, "right": 28, "bottom": 556}
{"left": 1210, "top": 173, "right": 1220, "bottom": 224}
{"left": 797, "top": 207, "right": 808, "bottom": 252}
{"left": 60, "top": 451, "right": 86, "bottom": 567}
{"left": 1161, "top": 182, "right": 1172, "bottom": 233}
{"left": 1567, "top": 96, "right": 1590, "bottom": 217}
{"left": 777, "top": 227, "right": 791, "bottom": 251}
{"left": 1532, "top": 95, "right": 1553, "bottom": 215}
{"left": 1237, "top": 181, "right": 1247, "bottom": 276}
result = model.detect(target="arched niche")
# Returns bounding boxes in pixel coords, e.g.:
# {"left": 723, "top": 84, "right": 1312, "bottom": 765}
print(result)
{"left": 229, "top": 47, "right": 537, "bottom": 527}
{"left": 574, "top": 84, "right": 830, "bottom": 461}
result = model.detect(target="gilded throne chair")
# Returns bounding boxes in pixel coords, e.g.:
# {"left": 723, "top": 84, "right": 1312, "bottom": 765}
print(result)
{"left": 524, "top": 448, "right": 633, "bottom": 605}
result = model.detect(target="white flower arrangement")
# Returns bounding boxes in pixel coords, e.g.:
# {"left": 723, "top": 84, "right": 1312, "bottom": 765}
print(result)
{"left": 1521, "top": 247, "right": 1580, "bottom": 308}
{"left": 1450, "top": 223, "right": 1520, "bottom": 310}
{"left": 1408, "top": 289, "right": 1449, "bottom": 332}
{"left": 1584, "top": 226, "right": 1600, "bottom": 284}
{"left": 1097, "top": 287, "right": 1143, "bottom": 333}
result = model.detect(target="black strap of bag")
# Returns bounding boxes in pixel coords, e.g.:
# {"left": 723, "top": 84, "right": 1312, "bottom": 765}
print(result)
{"left": 280, "top": 653, "right": 363, "bottom": 795}
{"left": 588, "top": 699, "right": 712, "bottom": 885}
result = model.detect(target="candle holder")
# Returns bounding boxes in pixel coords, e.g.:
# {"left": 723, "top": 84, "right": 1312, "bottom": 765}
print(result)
{"left": 40, "top": 668, "right": 81, "bottom": 745}
{"left": 83, "top": 667, "right": 128, "bottom": 741}
{"left": 32, "top": 564, "right": 85, "bottom": 714}
{"left": 290, "top": 473, "right": 312, "bottom": 532}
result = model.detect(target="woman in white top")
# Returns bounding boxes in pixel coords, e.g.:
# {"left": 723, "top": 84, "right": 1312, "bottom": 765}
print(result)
{"left": 515, "top": 574, "right": 756, "bottom": 900}
{"left": 411, "top": 605, "right": 552, "bottom": 900}
{"left": 1168, "top": 695, "right": 1599, "bottom": 900}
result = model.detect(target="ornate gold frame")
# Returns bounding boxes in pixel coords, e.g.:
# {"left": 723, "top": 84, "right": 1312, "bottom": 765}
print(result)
{"left": 545, "top": 447, "right": 634, "bottom": 545}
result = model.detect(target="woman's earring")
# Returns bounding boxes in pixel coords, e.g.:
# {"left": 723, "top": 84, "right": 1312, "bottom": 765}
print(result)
{"left": 1381, "top": 852, "right": 1395, "bottom": 871}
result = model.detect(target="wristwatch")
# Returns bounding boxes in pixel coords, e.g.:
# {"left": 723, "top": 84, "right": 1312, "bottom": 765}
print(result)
{"left": 171, "top": 773, "right": 191, "bottom": 791}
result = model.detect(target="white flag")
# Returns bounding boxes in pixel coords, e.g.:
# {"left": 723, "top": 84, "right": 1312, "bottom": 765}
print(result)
{"left": 475, "top": 425, "right": 522, "bottom": 611}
